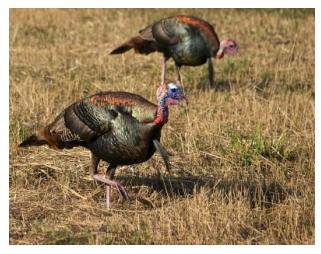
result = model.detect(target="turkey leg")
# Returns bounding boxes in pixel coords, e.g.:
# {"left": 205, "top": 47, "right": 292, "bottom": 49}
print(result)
{"left": 207, "top": 57, "right": 215, "bottom": 88}
{"left": 161, "top": 56, "right": 166, "bottom": 84}
{"left": 175, "top": 65, "right": 182, "bottom": 84}
{"left": 90, "top": 154, "right": 129, "bottom": 208}
{"left": 93, "top": 173, "right": 129, "bottom": 202}
{"left": 161, "top": 55, "right": 170, "bottom": 84}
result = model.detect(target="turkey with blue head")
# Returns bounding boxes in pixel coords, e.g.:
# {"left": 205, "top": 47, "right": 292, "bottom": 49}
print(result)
{"left": 110, "top": 15, "right": 238, "bottom": 88}
{"left": 19, "top": 81, "right": 186, "bottom": 207}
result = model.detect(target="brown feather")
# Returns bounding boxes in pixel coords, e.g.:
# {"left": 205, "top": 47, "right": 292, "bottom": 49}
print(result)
{"left": 110, "top": 40, "right": 133, "bottom": 54}
{"left": 110, "top": 36, "right": 157, "bottom": 55}
{"left": 19, "top": 128, "right": 58, "bottom": 148}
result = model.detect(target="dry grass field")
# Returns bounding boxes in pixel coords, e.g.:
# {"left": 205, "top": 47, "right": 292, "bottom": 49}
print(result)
{"left": 9, "top": 9, "right": 314, "bottom": 244}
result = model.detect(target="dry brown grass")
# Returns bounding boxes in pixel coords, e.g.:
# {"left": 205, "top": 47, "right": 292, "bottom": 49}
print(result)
{"left": 9, "top": 9, "right": 314, "bottom": 244}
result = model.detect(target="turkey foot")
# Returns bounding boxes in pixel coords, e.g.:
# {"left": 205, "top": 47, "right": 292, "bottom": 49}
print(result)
{"left": 93, "top": 174, "right": 130, "bottom": 207}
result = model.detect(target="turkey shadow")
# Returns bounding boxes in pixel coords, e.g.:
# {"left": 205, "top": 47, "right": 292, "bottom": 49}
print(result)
{"left": 118, "top": 175, "right": 289, "bottom": 208}
{"left": 215, "top": 80, "right": 234, "bottom": 91}
{"left": 195, "top": 79, "right": 233, "bottom": 92}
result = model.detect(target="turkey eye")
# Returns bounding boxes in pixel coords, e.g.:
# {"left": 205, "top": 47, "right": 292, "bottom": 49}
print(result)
{"left": 171, "top": 88, "right": 177, "bottom": 93}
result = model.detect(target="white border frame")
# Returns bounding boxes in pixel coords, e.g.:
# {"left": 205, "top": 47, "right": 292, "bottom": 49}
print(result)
{"left": 1, "top": 1, "right": 319, "bottom": 253}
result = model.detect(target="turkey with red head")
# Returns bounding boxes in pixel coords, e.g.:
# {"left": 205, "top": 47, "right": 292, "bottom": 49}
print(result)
{"left": 19, "top": 81, "right": 186, "bottom": 208}
{"left": 110, "top": 15, "right": 238, "bottom": 88}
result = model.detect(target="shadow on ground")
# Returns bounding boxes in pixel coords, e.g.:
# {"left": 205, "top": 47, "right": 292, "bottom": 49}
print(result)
{"left": 118, "top": 175, "right": 289, "bottom": 208}
{"left": 193, "top": 79, "right": 233, "bottom": 91}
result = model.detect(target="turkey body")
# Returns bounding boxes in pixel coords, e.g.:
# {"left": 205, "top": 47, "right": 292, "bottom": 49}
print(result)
{"left": 32, "top": 91, "right": 163, "bottom": 167}
{"left": 112, "top": 15, "right": 219, "bottom": 67}
{"left": 86, "top": 108, "right": 161, "bottom": 166}
{"left": 19, "top": 90, "right": 173, "bottom": 203}
{"left": 19, "top": 80, "right": 188, "bottom": 205}
{"left": 19, "top": 78, "right": 186, "bottom": 206}
{"left": 110, "top": 15, "right": 222, "bottom": 86}
{"left": 152, "top": 15, "right": 219, "bottom": 67}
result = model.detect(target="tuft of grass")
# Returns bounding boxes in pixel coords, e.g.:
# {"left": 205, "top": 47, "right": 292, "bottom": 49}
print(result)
{"left": 222, "top": 125, "right": 299, "bottom": 169}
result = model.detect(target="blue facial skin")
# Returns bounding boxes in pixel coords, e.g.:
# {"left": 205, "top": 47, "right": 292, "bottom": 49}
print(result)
{"left": 168, "top": 86, "right": 184, "bottom": 100}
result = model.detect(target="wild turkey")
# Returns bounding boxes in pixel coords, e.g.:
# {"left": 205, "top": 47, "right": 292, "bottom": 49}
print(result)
{"left": 19, "top": 81, "right": 186, "bottom": 208}
{"left": 110, "top": 15, "right": 238, "bottom": 88}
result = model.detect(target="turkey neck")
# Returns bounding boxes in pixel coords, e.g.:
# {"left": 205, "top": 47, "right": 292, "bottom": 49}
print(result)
{"left": 154, "top": 96, "right": 169, "bottom": 126}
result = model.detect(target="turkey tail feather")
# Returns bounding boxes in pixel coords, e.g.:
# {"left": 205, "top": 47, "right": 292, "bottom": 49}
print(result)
{"left": 110, "top": 36, "right": 156, "bottom": 55}
{"left": 19, "top": 133, "right": 47, "bottom": 147}
{"left": 110, "top": 40, "right": 133, "bottom": 54}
